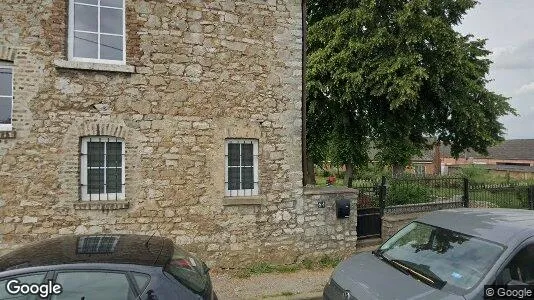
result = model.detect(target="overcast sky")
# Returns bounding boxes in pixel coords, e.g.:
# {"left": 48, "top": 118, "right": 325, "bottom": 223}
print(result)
{"left": 455, "top": 0, "right": 534, "bottom": 139}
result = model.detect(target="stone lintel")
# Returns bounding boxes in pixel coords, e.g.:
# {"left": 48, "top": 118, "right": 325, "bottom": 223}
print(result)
{"left": 223, "top": 196, "right": 263, "bottom": 206}
{"left": 54, "top": 59, "right": 136, "bottom": 73}
{"left": 73, "top": 201, "right": 130, "bottom": 210}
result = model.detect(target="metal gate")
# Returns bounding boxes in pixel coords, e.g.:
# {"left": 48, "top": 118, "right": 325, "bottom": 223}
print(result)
{"left": 356, "top": 180, "right": 385, "bottom": 239}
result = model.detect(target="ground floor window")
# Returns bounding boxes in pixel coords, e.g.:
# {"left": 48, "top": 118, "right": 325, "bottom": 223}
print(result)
{"left": 225, "top": 139, "right": 259, "bottom": 196}
{"left": 80, "top": 136, "right": 125, "bottom": 201}
{"left": 0, "top": 64, "right": 13, "bottom": 131}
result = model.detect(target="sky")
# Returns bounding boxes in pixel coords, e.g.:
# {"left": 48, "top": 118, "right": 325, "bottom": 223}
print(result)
{"left": 455, "top": 0, "right": 534, "bottom": 139}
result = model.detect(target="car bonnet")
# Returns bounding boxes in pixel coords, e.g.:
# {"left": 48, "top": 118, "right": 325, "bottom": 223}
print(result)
{"left": 332, "top": 252, "right": 464, "bottom": 300}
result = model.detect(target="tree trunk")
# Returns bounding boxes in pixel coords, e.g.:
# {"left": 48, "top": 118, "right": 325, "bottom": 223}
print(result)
{"left": 344, "top": 163, "right": 354, "bottom": 188}
{"left": 305, "top": 157, "right": 316, "bottom": 185}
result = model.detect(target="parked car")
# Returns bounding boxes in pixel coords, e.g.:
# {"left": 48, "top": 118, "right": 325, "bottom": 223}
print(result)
{"left": 0, "top": 234, "right": 217, "bottom": 299}
{"left": 324, "top": 208, "right": 534, "bottom": 300}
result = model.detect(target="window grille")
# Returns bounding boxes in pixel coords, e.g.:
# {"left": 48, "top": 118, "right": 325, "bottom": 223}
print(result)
{"left": 225, "top": 139, "right": 259, "bottom": 196}
{"left": 80, "top": 136, "right": 125, "bottom": 201}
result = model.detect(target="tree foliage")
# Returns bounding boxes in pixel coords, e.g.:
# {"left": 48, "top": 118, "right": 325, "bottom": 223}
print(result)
{"left": 306, "top": 0, "right": 516, "bottom": 175}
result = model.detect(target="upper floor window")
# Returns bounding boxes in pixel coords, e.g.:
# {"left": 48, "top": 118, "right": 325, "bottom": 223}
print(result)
{"left": 225, "top": 139, "right": 259, "bottom": 197}
{"left": 69, "top": 0, "right": 125, "bottom": 64}
{"left": 80, "top": 136, "right": 125, "bottom": 201}
{"left": 0, "top": 64, "right": 13, "bottom": 131}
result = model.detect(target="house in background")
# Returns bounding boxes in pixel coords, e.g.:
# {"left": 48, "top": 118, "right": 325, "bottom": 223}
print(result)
{"left": 440, "top": 139, "right": 534, "bottom": 180}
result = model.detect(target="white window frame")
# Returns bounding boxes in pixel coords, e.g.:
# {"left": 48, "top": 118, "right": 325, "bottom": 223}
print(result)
{"left": 414, "top": 164, "right": 426, "bottom": 175}
{"left": 80, "top": 136, "right": 125, "bottom": 201}
{"left": 68, "top": 0, "right": 126, "bottom": 65}
{"left": 225, "top": 139, "right": 259, "bottom": 197}
{"left": 0, "top": 63, "right": 13, "bottom": 132}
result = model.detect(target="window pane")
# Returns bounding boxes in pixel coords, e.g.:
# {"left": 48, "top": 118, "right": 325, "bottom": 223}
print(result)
{"left": 0, "top": 273, "right": 46, "bottom": 299}
{"left": 0, "top": 97, "right": 12, "bottom": 125}
{"left": 241, "top": 143, "right": 253, "bottom": 166}
{"left": 242, "top": 167, "right": 254, "bottom": 189}
{"left": 87, "top": 142, "right": 105, "bottom": 167}
{"left": 88, "top": 169, "right": 105, "bottom": 194}
{"left": 101, "top": 0, "right": 123, "bottom": 8}
{"left": 75, "top": 0, "right": 98, "bottom": 5}
{"left": 106, "top": 168, "right": 122, "bottom": 193}
{"left": 100, "top": 34, "right": 123, "bottom": 61}
{"left": 228, "top": 167, "right": 240, "bottom": 190}
{"left": 106, "top": 142, "right": 122, "bottom": 167}
{"left": 52, "top": 272, "right": 134, "bottom": 300}
{"left": 0, "top": 68, "right": 12, "bottom": 96}
{"left": 73, "top": 31, "right": 98, "bottom": 59}
{"left": 228, "top": 143, "right": 240, "bottom": 166}
{"left": 101, "top": 7, "right": 123, "bottom": 34}
{"left": 74, "top": 4, "right": 98, "bottom": 32}
{"left": 132, "top": 273, "right": 150, "bottom": 291}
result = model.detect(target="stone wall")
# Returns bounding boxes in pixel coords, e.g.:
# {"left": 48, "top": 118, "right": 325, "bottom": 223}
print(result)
{"left": 300, "top": 187, "right": 358, "bottom": 258}
{"left": 0, "top": 0, "right": 306, "bottom": 268}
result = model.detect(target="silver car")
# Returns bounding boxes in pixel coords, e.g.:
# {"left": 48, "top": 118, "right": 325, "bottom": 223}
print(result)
{"left": 324, "top": 209, "right": 534, "bottom": 300}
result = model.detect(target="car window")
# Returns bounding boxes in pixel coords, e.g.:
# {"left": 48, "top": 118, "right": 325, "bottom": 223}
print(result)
{"left": 0, "top": 273, "right": 46, "bottom": 300}
{"left": 498, "top": 244, "right": 534, "bottom": 284}
{"left": 132, "top": 272, "right": 150, "bottom": 291}
{"left": 51, "top": 271, "right": 136, "bottom": 300}
{"left": 378, "top": 222, "right": 504, "bottom": 294}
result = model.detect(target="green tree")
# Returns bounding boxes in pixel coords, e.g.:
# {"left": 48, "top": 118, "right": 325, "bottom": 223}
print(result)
{"left": 306, "top": 0, "right": 515, "bottom": 183}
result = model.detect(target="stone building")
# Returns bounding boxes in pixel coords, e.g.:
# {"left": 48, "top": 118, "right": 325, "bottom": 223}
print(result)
{"left": 0, "top": 0, "right": 359, "bottom": 266}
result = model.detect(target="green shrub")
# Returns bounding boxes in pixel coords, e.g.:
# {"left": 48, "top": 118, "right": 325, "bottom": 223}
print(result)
{"left": 388, "top": 183, "right": 432, "bottom": 205}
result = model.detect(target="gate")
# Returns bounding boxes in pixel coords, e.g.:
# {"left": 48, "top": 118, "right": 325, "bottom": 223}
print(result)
{"left": 356, "top": 178, "right": 385, "bottom": 239}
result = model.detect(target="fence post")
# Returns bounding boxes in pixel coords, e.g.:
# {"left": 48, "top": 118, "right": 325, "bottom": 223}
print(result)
{"left": 379, "top": 176, "right": 386, "bottom": 216}
{"left": 463, "top": 178, "right": 469, "bottom": 208}
{"left": 529, "top": 186, "right": 534, "bottom": 211}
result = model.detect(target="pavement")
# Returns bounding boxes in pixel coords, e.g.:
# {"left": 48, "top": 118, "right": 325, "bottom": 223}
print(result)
{"left": 211, "top": 268, "right": 331, "bottom": 300}
{"left": 210, "top": 240, "right": 382, "bottom": 299}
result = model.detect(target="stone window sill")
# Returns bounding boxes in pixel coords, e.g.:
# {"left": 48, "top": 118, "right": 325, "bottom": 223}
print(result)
{"left": 73, "top": 201, "right": 129, "bottom": 210}
{"left": 54, "top": 59, "right": 136, "bottom": 73}
{"left": 0, "top": 130, "right": 16, "bottom": 139}
{"left": 223, "top": 195, "right": 263, "bottom": 206}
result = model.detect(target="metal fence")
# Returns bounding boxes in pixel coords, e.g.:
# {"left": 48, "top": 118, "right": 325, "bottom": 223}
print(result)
{"left": 357, "top": 176, "right": 534, "bottom": 213}
{"left": 467, "top": 182, "right": 533, "bottom": 209}
{"left": 355, "top": 176, "right": 534, "bottom": 238}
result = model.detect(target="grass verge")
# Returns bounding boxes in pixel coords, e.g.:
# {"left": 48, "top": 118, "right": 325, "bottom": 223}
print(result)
{"left": 236, "top": 255, "right": 341, "bottom": 278}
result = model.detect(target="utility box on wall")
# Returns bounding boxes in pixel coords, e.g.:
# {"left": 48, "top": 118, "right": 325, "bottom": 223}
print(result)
{"left": 336, "top": 199, "right": 351, "bottom": 218}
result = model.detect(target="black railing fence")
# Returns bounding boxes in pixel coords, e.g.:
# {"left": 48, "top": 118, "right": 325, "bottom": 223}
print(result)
{"left": 355, "top": 176, "right": 534, "bottom": 218}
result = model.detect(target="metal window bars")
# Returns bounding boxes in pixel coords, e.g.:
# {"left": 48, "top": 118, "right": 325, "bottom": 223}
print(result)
{"left": 225, "top": 139, "right": 259, "bottom": 197}
{"left": 80, "top": 136, "right": 125, "bottom": 201}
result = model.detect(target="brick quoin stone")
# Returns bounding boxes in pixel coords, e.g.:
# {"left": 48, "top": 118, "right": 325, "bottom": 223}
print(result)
{"left": 0, "top": 0, "right": 359, "bottom": 267}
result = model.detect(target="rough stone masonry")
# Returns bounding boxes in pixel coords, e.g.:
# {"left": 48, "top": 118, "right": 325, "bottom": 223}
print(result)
{"left": 0, "top": 0, "right": 358, "bottom": 267}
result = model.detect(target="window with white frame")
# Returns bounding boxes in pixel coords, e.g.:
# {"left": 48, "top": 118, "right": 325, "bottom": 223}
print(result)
{"left": 414, "top": 164, "right": 426, "bottom": 175}
{"left": 0, "top": 64, "right": 13, "bottom": 131}
{"left": 225, "top": 139, "right": 259, "bottom": 196}
{"left": 80, "top": 136, "right": 125, "bottom": 201}
{"left": 69, "top": 0, "right": 125, "bottom": 64}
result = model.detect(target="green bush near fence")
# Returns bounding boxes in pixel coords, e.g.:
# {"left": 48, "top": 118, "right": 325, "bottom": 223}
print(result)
{"left": 387, "top": 183, "right": 432, "bottom": 205}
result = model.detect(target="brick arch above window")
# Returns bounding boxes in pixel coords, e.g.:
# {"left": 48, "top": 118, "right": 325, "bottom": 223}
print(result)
{"left": 0, "top": 45, "right": 16, "bottom": 62}
{"left": 58, "top": 120, "right": 144, "bottom": 210}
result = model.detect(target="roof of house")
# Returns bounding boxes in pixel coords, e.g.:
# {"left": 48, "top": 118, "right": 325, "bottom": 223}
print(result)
{"left": 441, "top": 139, "right": 534, "bottom": 161}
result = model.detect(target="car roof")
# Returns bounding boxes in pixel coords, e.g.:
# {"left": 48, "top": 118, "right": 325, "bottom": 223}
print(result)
{"left": 0, "top": 234, "right": 173, "bottom": 272}
{"left": 418, "top": 208, "right": 534, "bottom": 245}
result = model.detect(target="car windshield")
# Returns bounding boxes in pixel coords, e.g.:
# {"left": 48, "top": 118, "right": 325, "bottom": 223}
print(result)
{"left": 377, "top": 221, "right": 504, "bottom": 294}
